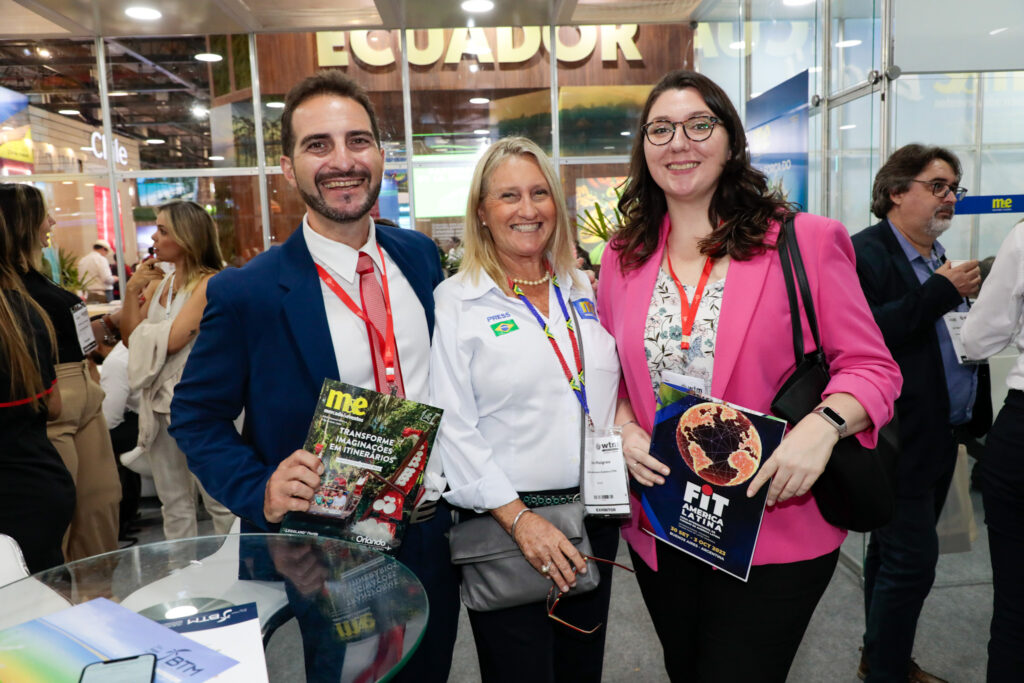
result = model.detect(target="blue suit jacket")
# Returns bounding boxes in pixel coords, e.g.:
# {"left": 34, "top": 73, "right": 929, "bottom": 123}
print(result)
{"left": 169, "top": 223, "right": 444, "bottom": 530}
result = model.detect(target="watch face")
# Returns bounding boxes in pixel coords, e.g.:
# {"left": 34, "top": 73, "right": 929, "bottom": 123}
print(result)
{"left": 821, "top": 406, "right": 845, "bottom": 425}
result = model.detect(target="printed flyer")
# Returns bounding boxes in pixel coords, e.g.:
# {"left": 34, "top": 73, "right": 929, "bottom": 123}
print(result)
{"left": 281, "top": 379, "right": 443, "bottom": 554}
{"left": 638, "top": 384, "right": 787, "bottom": 581}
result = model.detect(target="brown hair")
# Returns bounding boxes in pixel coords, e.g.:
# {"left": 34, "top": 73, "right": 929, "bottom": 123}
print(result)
{"left": 0, "top": 186, "right": 56, "bottom": 410}
{"left": 612, "top": 70, "right": 792, "bottom": 272}
{"left": 280, "top": 70, "right": 381, "bottom": 158}
{"left": 871, "top": 144, "right": 962, "bottom": 219}
{"left": 156, "top": 200, "right": 224, "bottom": 290}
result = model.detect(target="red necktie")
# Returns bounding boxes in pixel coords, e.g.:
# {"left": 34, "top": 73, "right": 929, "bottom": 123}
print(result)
{"left": 357, "top": 251, "right": 405, "bottom": 398}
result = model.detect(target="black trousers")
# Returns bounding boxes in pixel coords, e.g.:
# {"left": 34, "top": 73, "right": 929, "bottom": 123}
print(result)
{"left": 466, "top": 516, "right": 621, "bottom": 683}
{"left": 982, "top": 389, "right": 1024, "bottom": 682}
{"left": 631, "top": 540, "right": 839, "bottom": 683}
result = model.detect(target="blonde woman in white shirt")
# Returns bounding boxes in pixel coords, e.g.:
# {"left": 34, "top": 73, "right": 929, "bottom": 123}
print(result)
{"left": 429, "top": 137, "right": 622, "bottom": 683}
{"left": 120, "top": 200, "right": 235, "bottom": 540}
{"left": 961, "top": 218, "right": 1024, "bottom": 681}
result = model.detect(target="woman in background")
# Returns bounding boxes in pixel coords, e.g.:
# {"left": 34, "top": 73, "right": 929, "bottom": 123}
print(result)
{"left": 0, "top": 208, "right": 75, "bottom": 572}
{"left": 962, "top": 218, "right": 1024, "bottom": 682}
{"left": 119, "top": 200, "right": 235, "bottom": 540}
{"left": 1, "top": 183, "right": 120, "bottom": 562}
{"left": 597, "top": 70, "right": 901, "bottom": 681}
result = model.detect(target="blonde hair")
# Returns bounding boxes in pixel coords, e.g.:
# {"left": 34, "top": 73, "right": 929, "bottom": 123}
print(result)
{"left": 461, "top": 137, "right": 578, "bottom": 292}
{"left": 157, "top": 200, "right": 224, "bottom": 290}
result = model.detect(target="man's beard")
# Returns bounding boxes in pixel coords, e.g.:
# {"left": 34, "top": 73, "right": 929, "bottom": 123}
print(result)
{"left": 299, "top": 172, "right": 382, "bottom": 224}
{"left": 924, "top": 212, "right": 953, "bottom": 238}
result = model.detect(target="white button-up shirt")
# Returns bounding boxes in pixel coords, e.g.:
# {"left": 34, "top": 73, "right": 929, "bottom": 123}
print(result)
{"left": 430, "top": 267, "right": 621, "bottom": 511}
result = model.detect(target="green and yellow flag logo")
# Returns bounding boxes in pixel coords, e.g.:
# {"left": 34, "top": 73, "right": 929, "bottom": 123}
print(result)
{"left": 490, "top": 319, "right": 519, "bottom": 337}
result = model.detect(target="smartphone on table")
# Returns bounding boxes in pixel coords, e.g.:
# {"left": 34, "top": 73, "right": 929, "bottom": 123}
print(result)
{"left": 78, "top": 653, "right": 157, "bottom": 683}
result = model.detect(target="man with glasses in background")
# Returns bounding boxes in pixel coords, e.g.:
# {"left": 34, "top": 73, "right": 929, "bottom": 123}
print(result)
{"left": 852, "top": 144, "right": 992, "bottom": 682}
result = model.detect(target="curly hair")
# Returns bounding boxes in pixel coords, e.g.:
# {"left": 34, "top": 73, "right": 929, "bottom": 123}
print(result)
{"left": 612, "top": 70, "right": 792, "bottom": 272}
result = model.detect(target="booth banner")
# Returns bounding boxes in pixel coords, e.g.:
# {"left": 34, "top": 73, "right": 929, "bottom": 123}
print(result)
{"left": 747, "top": 70, "right": 809, "bottom": 212}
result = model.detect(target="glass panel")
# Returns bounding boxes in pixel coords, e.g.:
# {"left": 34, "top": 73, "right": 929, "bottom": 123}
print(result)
{"left": 121, "top": 175, "right": 264, "bottom": 267}
{"left": 405, "top": 27, "right": 550, "bottom": 158}
{"left": 558, "top": 24, "right": 694, "bottom": 157}
{"left": 257, "top": 31, "right": 406, "bottom": 164}
{"left": 106, "top": 35, "right": 256, "bottom": 169}
{"left": 828, "top": 93, "right": 880, "bottom": 232}
{"left": 408, "top": 161, "right": 477, "bottom": 240}
{"left": 749, "top": 19, "right": 817, "bottom": 99}
{"left": 830, "top": 0, "right": 881, "bottom": 93}
{"left": 0, "top": 39, "right": 108, "bottom": 176}
{"left": 981, "top": 71, "right": 1024, "bottom": 146}
{"left": 693, "top": 22, "right": 744, "bottom": 111}
{"left": 892, "top": 74, "right": 977, "bottom": 148}
{"left": 977, "top": 149, "right": 1024, "bottom": 258}
{"left": 807, "top": 110, "right": 823, "bottom": 216}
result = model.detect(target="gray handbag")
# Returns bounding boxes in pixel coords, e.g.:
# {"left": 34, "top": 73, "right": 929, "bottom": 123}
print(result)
{"left": 448, "top": 501, "right": 599, "bottom": 612}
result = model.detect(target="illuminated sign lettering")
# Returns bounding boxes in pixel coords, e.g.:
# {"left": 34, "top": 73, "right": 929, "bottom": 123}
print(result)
{"left": 316, "top": 25, "right": 642, "bottom": 68}
{"left": 89, "top": 131, "right": 129, "bottom": 166}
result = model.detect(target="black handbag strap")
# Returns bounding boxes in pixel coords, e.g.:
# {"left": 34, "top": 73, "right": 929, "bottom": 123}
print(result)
{"left": 777, "top": 215, "right": 824, "bottom": 363}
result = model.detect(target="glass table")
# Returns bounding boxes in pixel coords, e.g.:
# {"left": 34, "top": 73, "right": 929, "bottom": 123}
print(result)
{"left": 0, "top": 533, "right": 428, "bottom": 682}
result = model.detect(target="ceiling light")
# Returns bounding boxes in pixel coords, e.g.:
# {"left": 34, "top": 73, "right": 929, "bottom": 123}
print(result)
{"left": 839, "top": 124, "right": 857, "bottom": 130}
{"left": 783, "top": 0, "right": 815, "bottom": 6}
{"left": 209, "top": 155, "right": 225, "bottom": 161}
{"left": 989, "top": 27, "right": 1008, "bottom": 36}
{"left": 54, "top": 207, "right": 61, "bottom": 211}
{"left": 729, "top": 41, "right": 746, "bottom": 50}
{"left": 603, "top": 146, "right": 615, "bottom": 150}
{"left": 835, "top": 39, "right": 862, "bottom": 48}
{"left": 195, "top": 53, "right": 223, "bottom": 63}
{"left": 192, "top": 105, "right": 209, "bottom": 118}
{"left": 37, "top": 48, "right": 51, "bottom": 58}
{"left": 3, "top": 126, "right": 15, "bottom": 131}
{"left": 146, "top": 138, "right": 165, "bottom": 145}
{"left": 84, "top": 183, "right": 95, "bottom": 187}
{"left": 461, "top": 0, "right": 494, "bottom": 12}
{"left": 61, "top": 181, "right": 73, "bottom": 185}
{"left": 58, "top": 109, "right": 80, "bottom": 116}
{"left": 75, "top": 196, "right": 83, "bottom": 200}
{"left": 473, "top": 129, "right": 489, "bottom": 135}
{"left": 125, "top": 7, "right": 162, "bottom": 20}
{"left": 469, "top": 97, "right": 490, "bottom": 104}
{"left": 265, "top": 101, "right": 285, "bottom": 109}
{"left": 469, "top": 64, "right": 479, "bottom": 73}
{"left": 108, "top": 91, "right": 130, "bottom": 97}
{"left": 620, "top": 131, "right": 631, "bottom": 136}
{"left": 79, "top": 146, "right": 91, "bottom": 151}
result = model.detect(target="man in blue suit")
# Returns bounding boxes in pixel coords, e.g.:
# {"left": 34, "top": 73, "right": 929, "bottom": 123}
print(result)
{"left": 170, "top": 71, "right": 458, "bottom": 682}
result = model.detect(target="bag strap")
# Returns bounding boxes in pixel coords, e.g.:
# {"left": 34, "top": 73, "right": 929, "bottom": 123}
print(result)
{"left": 777, "top": 215, "right": 823, "bottom": 362}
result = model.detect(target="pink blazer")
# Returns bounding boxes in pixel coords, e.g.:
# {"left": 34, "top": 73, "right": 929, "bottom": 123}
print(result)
{"left": 597, "top": 213, "right": 901, "bottom": 570}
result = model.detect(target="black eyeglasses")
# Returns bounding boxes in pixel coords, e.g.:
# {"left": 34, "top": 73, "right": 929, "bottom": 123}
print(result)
{"left": 641, "top": 116, "right": 720, "bottom": 146}
{"left": 910, "top": 179, "right": 968, "bottom": 201}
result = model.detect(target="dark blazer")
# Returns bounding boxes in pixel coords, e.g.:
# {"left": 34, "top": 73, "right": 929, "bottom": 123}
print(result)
{"left": 852, "top": 220, "right": 991, "bottom": 495}
{"left": 169, "top": 222, "right": 445, "bottom": 530}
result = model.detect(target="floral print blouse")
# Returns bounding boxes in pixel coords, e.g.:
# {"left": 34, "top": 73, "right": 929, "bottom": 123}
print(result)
{"left": 645, "top": 267, "right": 725, "bottom": 398}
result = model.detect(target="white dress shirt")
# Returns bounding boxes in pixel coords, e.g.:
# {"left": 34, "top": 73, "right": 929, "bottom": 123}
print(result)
{"left": 430, "top": 268, "right": 621, "bottom": 512}
{"left": 78, "top": 250, "right": 116, "bottom": 295}
{"left": 99, "top": 341, "right": 141, "bottom": 429}
{"left": 962, "top": 221, "right": 1024, "bottom": 391}
{"left": 303, "top": 215, "right": 442, "bottom": 495}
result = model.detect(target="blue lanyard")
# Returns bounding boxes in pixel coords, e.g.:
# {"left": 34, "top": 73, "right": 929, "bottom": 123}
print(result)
{"left": 510, "top": 270, "right": 593, "bottom": 430}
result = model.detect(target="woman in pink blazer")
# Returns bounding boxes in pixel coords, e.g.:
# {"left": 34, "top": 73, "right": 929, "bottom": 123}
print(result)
{"left": 596, "top": 70, "right": 901, "bottom": 682}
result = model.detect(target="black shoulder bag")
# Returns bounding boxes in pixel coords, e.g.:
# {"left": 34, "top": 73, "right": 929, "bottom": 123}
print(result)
{"left": 770, "top": 216, "right": 900, "bottom": 532}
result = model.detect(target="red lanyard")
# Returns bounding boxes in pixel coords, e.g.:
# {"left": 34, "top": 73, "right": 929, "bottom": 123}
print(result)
{"left": 665, "top": 253, "right": 715, "bottom": 350}
{"left": 315, "top": 244, "right": 399, "bottom": 389}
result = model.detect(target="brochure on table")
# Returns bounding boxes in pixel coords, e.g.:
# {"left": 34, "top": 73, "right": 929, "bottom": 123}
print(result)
{"left": 282, "top": 379, "right": 443, "bottom": 555}
{"left": 0, "top": 598, "right": 236, "bottom": 683}
{"left": 161, "top": 603, "right": 267, "bottom": 683}
{"left": 637, "top": 383, "right": 787, "bottom": 581}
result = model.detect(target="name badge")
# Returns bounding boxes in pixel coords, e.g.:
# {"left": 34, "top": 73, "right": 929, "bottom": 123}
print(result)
{"left": 583, "top": 429, "right": 631, "bottom": 517}
{"left": 660, "top": 369, "right": 709, "bottom": 398}
{"left": 72, "top": 302, "right": 97, "bottom": 355}
{"left": 942, "top": 311, "right": 984, "bottom": 365}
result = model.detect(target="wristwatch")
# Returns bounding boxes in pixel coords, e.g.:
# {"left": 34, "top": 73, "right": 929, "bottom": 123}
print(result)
{"left": 812, "top": 406, "right": 848, "bottom": 438}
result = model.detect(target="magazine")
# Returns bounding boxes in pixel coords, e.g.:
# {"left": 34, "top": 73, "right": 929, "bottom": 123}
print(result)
{"left": 281, "top": 379, "right": 443, "bottom": 554}
{"left": 637, "top": 383, "right": 787, "bottom": 581}
{"left": 161, "top": 603, "right": 267, "bottom": 682}
{"left": 0, "top": 598, "right": 237, "bottom": 683}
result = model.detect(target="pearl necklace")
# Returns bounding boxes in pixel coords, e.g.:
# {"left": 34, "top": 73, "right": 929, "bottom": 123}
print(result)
{"left": 510, "top": 272, "right": 550, "bottom": 287}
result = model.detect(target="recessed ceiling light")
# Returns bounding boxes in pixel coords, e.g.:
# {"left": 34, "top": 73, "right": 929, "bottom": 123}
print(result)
{"left": 75, "top": 196, "right": 83, "bottom": 200}
{"left": 37, "top": 48, "right": 51, "bottom": 58}
{"left": 839, "top": 124, "right": 857, "bottom": 130}
{"left": 146, "top": 138, "right": 165, "bottom": 145}
{"left": 989, "top": 27, "right": 1008, "bottom": 35}
{"left": 265, "top": 101, "right": 285, "bottom": 109}
{"left": 835, "top": 39, "right": 862, "bottom": 48}
{"left": 192, "top": 105, "right": 209, "bottom": 117}
{"left": 108, "top": 91, "right": 130, "bottom": 97}
{"left": 469, "top": 97, "right": 490, "bottom": 104}
{"left": 79, "top": 146, "right": 91, "bottom": 151}
{"left": 195, "top": 53, "right": 223, "bottom": 63}
{"left": 603, "top": 146, "right": 615, "bottom": 150}
{"left": 620, "top": 131, "right": 631, "bottom": 136}
{"left": 84, "top": 183, "right": 95, "bottom": 187}
{"left": 783, "top": 0, "right": 814, "bottom": 6}
{"left": 58, "top": 109, "right": 80, "bottom": 116}
{"left": 125, "top": 7, "right": 162, "bottom": 20}
{"left": 473, "top": 129, "right": 489, "bottom": 135}
{"left": 54, "top": 207, "right": 61, "bottom": 211}
{"left": 209, "top": 155, "right": 225, "bottom": 161}
{"left": 61, "top": 181, "right": 73, "bottom": 185}
{"left": 461, "top": 0, "right": 494, "bottom": 13}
